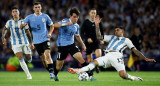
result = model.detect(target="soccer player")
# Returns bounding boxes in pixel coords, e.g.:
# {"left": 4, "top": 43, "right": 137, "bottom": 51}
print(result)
{"left": 20, "top": 2, "right": 54, "bottom": 79}
{"left": 53, "top": 8, "right": 96, "bottom": 81}
{"left": 1, "top": 6, "right": 33, "bottom": 79}
{"left": 80, "top": 8, "right": 104, "bottom": 73}
{"left": 68, "top": 25, "right": 156, "bottom": 81}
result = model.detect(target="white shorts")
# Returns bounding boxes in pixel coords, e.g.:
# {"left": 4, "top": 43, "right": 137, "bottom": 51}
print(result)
{"left": 12, "top": 44, "right": 31, "bottom": 54}
{"left": 96, "top": 52, "right": 125, "bottom": 72}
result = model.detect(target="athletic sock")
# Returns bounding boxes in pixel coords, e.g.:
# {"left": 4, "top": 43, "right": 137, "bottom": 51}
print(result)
{"left": 48, "top": 64, "right": 54, "bottom": 73}
{"left": 81, "top": 62, "right": 94, "bottom": 76}
{"left": 19, "top": 59, "right": 31, "bottom": 76}
{"left": 53, "top": 65, "right": 59, "bottom": 76}
{"left": 81, "top": 63, "right": 95, "bottom": 72}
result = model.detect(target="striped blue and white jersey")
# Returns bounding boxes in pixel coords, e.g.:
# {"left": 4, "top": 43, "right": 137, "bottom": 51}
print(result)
{"left": 104, "top": 35, "right": 135, "bottom": 53}
{"left": 57, "top": 18, "right": 79, "bottom": 46}
{"left": 5, "top": 19, "right": 29, "bottom": 45}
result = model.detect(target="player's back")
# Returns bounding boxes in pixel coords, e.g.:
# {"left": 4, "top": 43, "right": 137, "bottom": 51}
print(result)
{"left": 5, "top": 19, "right": 29, "bottom": 46}
{"left": 57, "top": 18, "right": 79, "bottom": 46}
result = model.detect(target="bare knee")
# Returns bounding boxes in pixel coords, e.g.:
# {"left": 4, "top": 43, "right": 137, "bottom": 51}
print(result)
{"left": 119, "top": 70, "right": 127, "bottom": 79}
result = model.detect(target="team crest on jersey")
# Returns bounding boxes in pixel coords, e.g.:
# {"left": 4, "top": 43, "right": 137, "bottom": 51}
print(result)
{"left": 42, "top": 18, "right": 45, "bottom": 22}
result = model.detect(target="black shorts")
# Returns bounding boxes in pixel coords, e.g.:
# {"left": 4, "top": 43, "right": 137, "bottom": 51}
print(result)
{"left": 57, "top": 43, "right": 80, "bottom": 60}
{"left": 34, "top": 41, "right": 50, "bottom": 56}
{"left": 85, "top": 41, "right": 101, "bottom": 55}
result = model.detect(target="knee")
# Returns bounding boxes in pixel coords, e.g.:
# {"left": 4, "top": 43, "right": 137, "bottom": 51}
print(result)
{"left": 119, "top": 71, "right": 127, "bottom": 79}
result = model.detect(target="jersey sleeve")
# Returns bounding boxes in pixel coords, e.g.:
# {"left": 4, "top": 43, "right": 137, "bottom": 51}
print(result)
{"left": 125, "top": 38, "right": 135, "bottom": 49}
{"left": 103, "top": 35, "right": 113, "bottom": 42}
{"left": 24, "top": 25, "right": 29, "bottom": 30}
{"left": 5, "top": 20, "right": 10, "bottom": 29}
{"left": 75, "top": 24, "right": 80, "bottom": 36}
{"left": 58, "top": 19, "right": 67, "bottom": 24}
{"left": 46, "top": 14, "right": 53, "bottom": 26}
{"left": 24, "top": 15, "right": 30, "bottom": 23}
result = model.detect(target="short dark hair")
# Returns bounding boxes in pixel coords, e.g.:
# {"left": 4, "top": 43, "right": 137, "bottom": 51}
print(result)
{"left": 89, "top": 8, "right": 97, "bottom": 12}
{"left": 115, "top": 26, "right": 125, "bottom": 30}
{"left": 11, "top": 6, "right": 19, "bottom": 11}
{"left": 69, "top": 8, "right": 80, "bottom": 16}
{"left": 34, "top": 2, "right": 41, "bottom": 6}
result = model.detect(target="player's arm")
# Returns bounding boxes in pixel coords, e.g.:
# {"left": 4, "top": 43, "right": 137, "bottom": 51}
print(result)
{"left": 25, "top": 29, "right": 35, "bottom": 49}
{"left": 131, "top": 48, "right": 156, "bottom": 62}
{"left": 75, "top": 35, "right": 86, "bottom": 51}
{"left": 47, "top": 24, "right": 54, "bottom": 38}
{"left": 1, "top": 27, "right": 8, "bottom": 45}
{"left": 20, "top": 23, "right": 28, "bottom": 29}
{"left": 95, "top": 15, "right": 103, "bottom": 40}
{"left": 54, "top": 22, "right": 72, "bottom": 28}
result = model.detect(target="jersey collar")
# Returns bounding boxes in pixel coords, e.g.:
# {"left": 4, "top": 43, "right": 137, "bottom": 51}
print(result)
{"left": 34, "top": 13, "right": 42, "bottom": 16}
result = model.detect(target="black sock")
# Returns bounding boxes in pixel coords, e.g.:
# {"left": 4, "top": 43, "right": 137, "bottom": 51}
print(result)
{"left": 81, "top": 62, "right": 88, "bottom": 67}
{"left": 48, "top": 64, "right": 54, "bottom": 73}
{"left": 53, "top": 66, "right": 59, "bottom": 76}
{"left": 81, "top": 62, "right": 93, "bottom": 76}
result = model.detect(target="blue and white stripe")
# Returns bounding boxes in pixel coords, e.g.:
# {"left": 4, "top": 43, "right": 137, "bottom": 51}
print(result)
{"left": 6, "top": 19, "right": 29, "bottom": 45}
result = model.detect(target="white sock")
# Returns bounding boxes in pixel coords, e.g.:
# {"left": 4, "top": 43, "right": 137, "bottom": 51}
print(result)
{"left": 80, "top": 63, "right": 95, "bottom": 72}
{"left": 19, "top": 59, "right": 31, "bottom": 76}
{"left": 127, "top": 73, "right": 136, "bottom": 80}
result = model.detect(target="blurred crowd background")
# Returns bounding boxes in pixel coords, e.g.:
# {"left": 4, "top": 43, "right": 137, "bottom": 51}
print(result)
{"left": 0, "top": 0, "right": 160, "bottom": 71}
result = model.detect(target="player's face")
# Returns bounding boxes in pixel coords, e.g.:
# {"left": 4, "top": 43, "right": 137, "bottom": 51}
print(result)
{"left": 33, "top": 4, "right": 42, "bottom": 14}
{"left": 115, "top": 28, "right": 124, "bottom": 37}
{"left": 11, "top": 9, "right": 19, "bottom": 18}
{"left": 89, "top": 10, "right": 96, "bottom": 19}
{"left": 70, "top": 13, "right": 79, "bottom": 24}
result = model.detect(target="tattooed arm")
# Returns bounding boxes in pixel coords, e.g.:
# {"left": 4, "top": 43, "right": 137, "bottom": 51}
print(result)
{"left": 95, "top": 15, "right": 103, "bottom": 40}
{"left": 1, "top": 27, "right": 8, "bottom": 45}
{"left": 25, "top": 29, "right": 35, "bottom": 49}
{"left": 132, "top": 48, "right": 156, "bottom": 62}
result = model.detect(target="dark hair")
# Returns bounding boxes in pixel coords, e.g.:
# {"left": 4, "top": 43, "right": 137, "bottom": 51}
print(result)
{"left": 11, "top": 6, "right": 19, "bottom": 11}
{"left": 34, "top": 2, "right": 41, "bottom": 6}
{"left": 89, "top": 8, "right": 97, "bottom": 12}
{"left": 115, "top": 26, "right": 125, "bottom": 30}
{"left": 69, "top": 8, "right": 80, "bottom": 16}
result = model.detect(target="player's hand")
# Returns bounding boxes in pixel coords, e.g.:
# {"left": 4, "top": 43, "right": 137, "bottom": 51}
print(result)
{"left": 20, "top": 23, "right": 28, "bottom": 29}
{"left": 145, "top": 58, "right": 156, "bottom": 62}
{"left": 30, "top": 43, "right": 35, "bottom": 50}
{"left": 94, "top": 15, "right": 102, "bottom": 27}
{"left": 82, "top": 45, "right": 86, "bottom": 51}
{"left": 47, "top": 33, "right": 52, "bottom": 38}
{"left": 100, "top": 41, "right": 104, "bottom": 45}
{"left": 2, "top": 38, "right": 7, "bottom": 45}
{"left": 87, "top": 38, "right": 93, "bottom": 43}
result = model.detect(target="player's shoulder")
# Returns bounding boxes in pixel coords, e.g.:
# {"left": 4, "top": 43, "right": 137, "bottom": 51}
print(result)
{"left": 42, "top": 13, "right": 49, "bottom": 17}
{"left": 6, "top": 19, "right": 14, "bottom": 23}
{"left": 84, "top": 19, "right": 90, "bottom": 22}
{"left": 74, "top": 23, "right": 80, "bottom": 28}
{"left": 124, "top": 37, "right": 132, "bottom": 42}
{"left": 25, "top": 14, "right": 35, "bottom": 19}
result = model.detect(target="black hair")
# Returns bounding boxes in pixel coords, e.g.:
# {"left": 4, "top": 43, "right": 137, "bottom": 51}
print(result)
{"left": 115, "top": 26, "right": 125, "bottom": 30}
{"left": 11, "top": 6, "right": 19, "bottom": 11}
{"left": 69, "top": 8, "right": 80, "bottom": 16}
{"left": 89, "top": 8, "right": 97, "bottom": 12}
{"left": 33, "top": 2, "right": 41, "bottom": 6}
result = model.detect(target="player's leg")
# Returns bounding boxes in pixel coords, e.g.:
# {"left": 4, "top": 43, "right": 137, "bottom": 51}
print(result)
{"left": 24, "top": 45, "right": 32, "bottom": 63}
{"left": 12, "top": 45, "right": 32, "bottom": 79}
{"left": 94, "top": 49, "right": 102, "bottom": 73}
{"left": 110, "top": 52, "right": 143, "bottom": 81}
{"left": 118, "top": 70, "right": 143, "bottom": 81}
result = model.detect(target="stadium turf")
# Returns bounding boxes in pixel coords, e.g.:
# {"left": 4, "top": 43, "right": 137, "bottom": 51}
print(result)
{"left": 0, "top": 71, "right": 160, "bottom": 86}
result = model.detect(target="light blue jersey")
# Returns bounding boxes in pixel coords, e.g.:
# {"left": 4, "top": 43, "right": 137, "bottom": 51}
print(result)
{"left": 57, "top": 18, "right": 79, "bottom": 46}
{"left": 5, "top": 19, "right": 29, "bottom": 45}
{"left": 24, "top": 13, "right": 53, "bottom": 44}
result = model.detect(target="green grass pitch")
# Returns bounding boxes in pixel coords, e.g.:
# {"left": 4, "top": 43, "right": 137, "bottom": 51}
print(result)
{"left": 0, "top": 71, "right": 160, "bottom": 86}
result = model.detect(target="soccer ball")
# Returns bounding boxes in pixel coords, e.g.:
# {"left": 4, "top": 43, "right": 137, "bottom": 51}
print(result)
{"left": 78, "top": 72, "right": 89, "bottom": 81}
